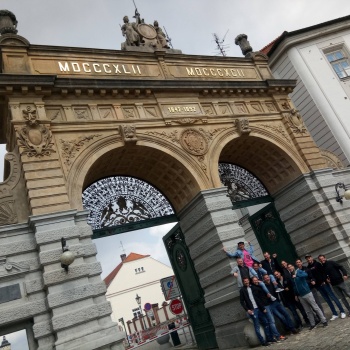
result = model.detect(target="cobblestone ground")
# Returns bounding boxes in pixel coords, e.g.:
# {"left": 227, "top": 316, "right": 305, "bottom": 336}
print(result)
{"left": 233, "top": 312, "right": 350, "bottom": 350}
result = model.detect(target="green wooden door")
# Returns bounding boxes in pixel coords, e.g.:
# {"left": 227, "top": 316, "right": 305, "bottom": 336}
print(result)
{"left": 163, "top": 224, "right": 218, "bottom": 350}
{"left": 249, "top": 203, "right": 297, "bottom": 264}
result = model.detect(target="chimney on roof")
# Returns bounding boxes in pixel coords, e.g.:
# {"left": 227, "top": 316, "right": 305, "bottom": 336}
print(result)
{"left": 121, "top": 254, "right": 126, "bottom": 262}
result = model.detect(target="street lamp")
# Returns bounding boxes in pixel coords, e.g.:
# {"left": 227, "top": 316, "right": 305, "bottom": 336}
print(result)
{"left": 135, "top": 293, "right": 147, "bottom": 329}
{"left": 60, "top": 237, "right": 75, "bottom": 272}
{"left": 335, "top": 182, "right": 350, "bottom": 204}
{"left": 118, "top": 317, "right": 130, "bottom": 346}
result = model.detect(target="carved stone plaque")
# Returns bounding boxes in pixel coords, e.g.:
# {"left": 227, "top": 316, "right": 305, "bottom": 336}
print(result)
{"left": 180, "top": 129, "right": 208, "bottom": 156}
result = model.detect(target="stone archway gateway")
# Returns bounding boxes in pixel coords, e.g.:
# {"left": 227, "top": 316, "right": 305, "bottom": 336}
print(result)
{"left": 1, "top": 9, "right": 350, "bottom": 350}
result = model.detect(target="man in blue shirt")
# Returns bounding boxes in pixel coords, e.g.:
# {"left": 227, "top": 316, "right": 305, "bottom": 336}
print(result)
{"left": 288, "top": 261, "right": 327, "bottom": 330}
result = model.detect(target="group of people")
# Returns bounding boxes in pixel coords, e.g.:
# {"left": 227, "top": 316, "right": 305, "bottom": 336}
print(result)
{"left": 223, "top": 241, "right": 350, "bottom": 347}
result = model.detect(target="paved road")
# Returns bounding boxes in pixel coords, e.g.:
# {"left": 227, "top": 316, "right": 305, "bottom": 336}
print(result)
{"left": 233, "top": 313, "right": 350, "bottom": 350}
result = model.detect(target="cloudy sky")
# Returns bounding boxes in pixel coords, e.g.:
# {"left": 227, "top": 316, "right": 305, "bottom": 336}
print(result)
{"left": 1, "top": 0, "right": 349, "bottom": 265}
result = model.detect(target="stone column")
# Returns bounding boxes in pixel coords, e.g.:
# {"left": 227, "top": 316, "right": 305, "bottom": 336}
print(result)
{"left": 275, "top": 168, "right": 350, "bottom": 265}
{"left": 29, "top": 209, "right": 124, "bottom": 350}
{"left": 178, "top": 187, "right": 248, "bottom": 349}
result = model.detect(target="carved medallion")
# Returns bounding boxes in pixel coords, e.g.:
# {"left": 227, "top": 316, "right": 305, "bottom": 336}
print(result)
{"left": 121, "top": 124, "right": 137, "bottom": 142}
{"left": 180, "top": 129, "right": 208, "bottom": 156}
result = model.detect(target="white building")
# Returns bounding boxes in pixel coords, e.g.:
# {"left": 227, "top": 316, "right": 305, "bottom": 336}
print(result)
{"left": 104, "top": 252, "right": 174, "bottom": 330}
{"left": 262, "top": 15, "right": 350, "bottom": 167}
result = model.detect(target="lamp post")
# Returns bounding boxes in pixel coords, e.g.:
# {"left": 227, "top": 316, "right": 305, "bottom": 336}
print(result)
{"left": 335, "top": 182, "right": 350, "bottom": 204}
{"left": 118, "top": 317, "right": 130, "bottom": 347}
{"left": 60, "top": 237, "right": 75, "bottom": 272}
{"left": 135, "top": 293, "right": 147, "bottom": 329}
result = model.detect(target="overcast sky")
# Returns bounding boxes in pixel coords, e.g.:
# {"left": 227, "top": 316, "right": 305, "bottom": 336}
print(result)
{"left": 1, "top": 0, "right": 349, "bottom": 264}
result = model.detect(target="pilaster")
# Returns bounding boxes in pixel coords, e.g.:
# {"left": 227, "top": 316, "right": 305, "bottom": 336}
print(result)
{"left": 29, "top": 210, "right": 125, "bottom": 350}
{"left": 179, "top": 187, "right": 248, "bottom": 349}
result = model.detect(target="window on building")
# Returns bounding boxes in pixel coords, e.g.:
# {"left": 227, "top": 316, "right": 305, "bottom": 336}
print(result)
{"left": 325, "top": 49, "right": 350, "bottom": 78}
{"left": 132, "top": 308, "right": 141, "bottom": 318}
{"left": 135, "top": 266, "right": 145, "bottom": 274}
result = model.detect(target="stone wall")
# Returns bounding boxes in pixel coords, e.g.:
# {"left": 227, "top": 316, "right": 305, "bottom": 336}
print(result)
{"left": 0, "top": 210, "right": 125, "bottom": 350}
{"left": 179, "top": 187, "right": 249, "bottom": 349}
{"left": 275, "top": 168, "right": 350, "bottom": 266}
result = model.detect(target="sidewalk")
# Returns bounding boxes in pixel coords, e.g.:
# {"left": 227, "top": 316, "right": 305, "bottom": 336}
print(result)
{"left": 232, "top": 312, "right": 350, "bottom": 350}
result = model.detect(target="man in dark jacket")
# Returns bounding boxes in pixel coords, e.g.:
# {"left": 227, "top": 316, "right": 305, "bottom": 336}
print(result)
{"left": 262, "top": 274, "right": 298, "bottom": 334}
{"left": 288, "top": 262, "right": 327, "bottom": 330}
{"left": 251, "top": 277, "right": 286, "bottom": 342}
{"left": 273, "top": 270, "right": 308, "bottom": 328}
{"left": 318, "top": 254, "right": 350, "bottom": 316}
{"left": 239, "top": 277, "right": 273, "bottom": 346}
{"left": 261, "top": 252, "right": 282, "bottom": 276}
{"left": 305, "top": 254, "right": 346, "bottom": 320}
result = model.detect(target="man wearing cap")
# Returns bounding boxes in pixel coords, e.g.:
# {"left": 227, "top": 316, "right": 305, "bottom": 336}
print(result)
{"left": 318, "top": 254, "right": 350, "bottom": 317}
{"left": 223, "top": 241, "right": 259, "bottom": 268}
{"left": 305, "top": 254, "right": 346, "bottom": 320}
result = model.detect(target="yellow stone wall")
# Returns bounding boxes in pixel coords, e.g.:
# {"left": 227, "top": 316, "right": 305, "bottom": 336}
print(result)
{"left": 0, "top": 36, "right": 327, "bottom": 220}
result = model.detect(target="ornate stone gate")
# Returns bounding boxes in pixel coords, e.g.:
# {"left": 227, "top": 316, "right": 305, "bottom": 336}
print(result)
{"left": 1, "top": 10, "right": 350, "bottom": 350}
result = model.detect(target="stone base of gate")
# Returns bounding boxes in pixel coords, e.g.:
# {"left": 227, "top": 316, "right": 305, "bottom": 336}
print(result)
{"left": 275, "top": 168, "right": 350, "bottom": 266}
{"left": 178, "top": 187, "right": 250, "bottom": 349}
{"left": 0, "top": 209, "right": 125, "bottom": 350}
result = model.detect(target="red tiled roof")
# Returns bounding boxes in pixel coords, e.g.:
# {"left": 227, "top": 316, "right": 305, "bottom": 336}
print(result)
{"left": 260, "top": 34, "right": 283, "bottom": 55}
{"left": 103, "top": 252, "right": 150, "bottom": 287}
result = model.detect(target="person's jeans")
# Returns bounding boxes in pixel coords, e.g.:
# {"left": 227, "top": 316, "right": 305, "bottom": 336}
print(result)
{"left": 270, "top": 301, "right": 295, "bottom": 330}
{"left": 311, "top": 287, "right": 324, "bottom": 313}
{"left": 284, "top": 301, "right": 302, "bottom": 327}
{"left": 248, "top": 309, "right": 273, "bottom": 344}
{"left": 318, "top": 283, "right": 345, "bottom": 315}
{"left": 333, "top": 282, "right": 350, "bottom": 311}
{"left": 264, "top": 305, "right": 281, "bottom": 338}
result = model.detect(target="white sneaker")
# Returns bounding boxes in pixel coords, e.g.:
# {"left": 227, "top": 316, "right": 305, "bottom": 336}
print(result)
{"left": 341, "top": 312, "right": 346, "bottom": 319}
{"left": 330, "top": 315, "right": 339, "bottom": 321}
{"left": 270, "top": 296, "right": 277, "bottom": 301}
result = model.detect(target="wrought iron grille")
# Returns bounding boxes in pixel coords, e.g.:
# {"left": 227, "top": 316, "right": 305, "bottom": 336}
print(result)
{"left": 218, "top": 163, "right": 269, "bottom": 203}
{"left": 82, "top": 176, "right": 174, "bottom": 230}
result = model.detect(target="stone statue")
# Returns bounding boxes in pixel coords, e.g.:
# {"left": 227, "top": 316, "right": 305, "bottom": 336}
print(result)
{"left": 153, "top": 21, "right": 169, "bottom": 49}
{"left": 235, "top": 34, "right": 253, "bottom": 57}
{"left": 121, "top": 15, "right": 140, "bottom": 47}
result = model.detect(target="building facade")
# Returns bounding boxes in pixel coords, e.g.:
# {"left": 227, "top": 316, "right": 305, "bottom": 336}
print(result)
{"left": 104, "top": 253, "right": 173, "bottom": 326}
{"left": 1, "top": 9, "right": 350, "bottom": 350}
{"left": 262, "top": 15, "right": 350, "bottom": 168}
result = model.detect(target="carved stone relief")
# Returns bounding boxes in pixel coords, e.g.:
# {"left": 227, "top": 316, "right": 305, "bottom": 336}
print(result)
{"left": 265, "top": 102, "right": 276, "bottom": 112}
{"left": 121, "top": 124, "right": 138, "bottom": 142}
{"left": 235, "top": 103, "right": 248, "bottom": 114}
{"left": 60, "top": 134, "right": 102, "bottom": 166}
{"left": 285, "top": 109, "right": 307, "bottom": 134}
{"left": 259, "top": 123, "right": 291, "bottom": 144}
{"left": 250, "top": 102, "right": 263, "bottom": 112}
{"left": 46, "top": 108, "right": 63, "bottom": 121}
{"left": 0, "top": 257, "right": 30, "bottom": 276}
{"left": 172, "top": 118, "right": 201, "bottom": 125}
{"left": 122, "top": 107, "right": 137, "bottom": 119}
{"left": 144, "top": 107, "right": 160, "bottom": 118}
{"left": 202, "top": 105, "right": 215, "bottom": 116}
{"left": 180, "top": 129, "right": 209, "bottom": 156}
{"left": 235, "top": 118, "right": 251, "bottom": 135}
{"left": 16, "top": 106, "right": 55, "bottom": 158}
{"left": 218, "top": 104, "right": 231, "bottom": 115}
{"left": 320, "top": 149, "right": 345, "bottom": 170}
{"left": 98, "top": 107, "right": 115, "bottom": 119}
{"left": 73, "top": 107, "right": 91, "bottom": 120}
{"left": 0, "top": 200, "right": 17, "bottom": 225}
